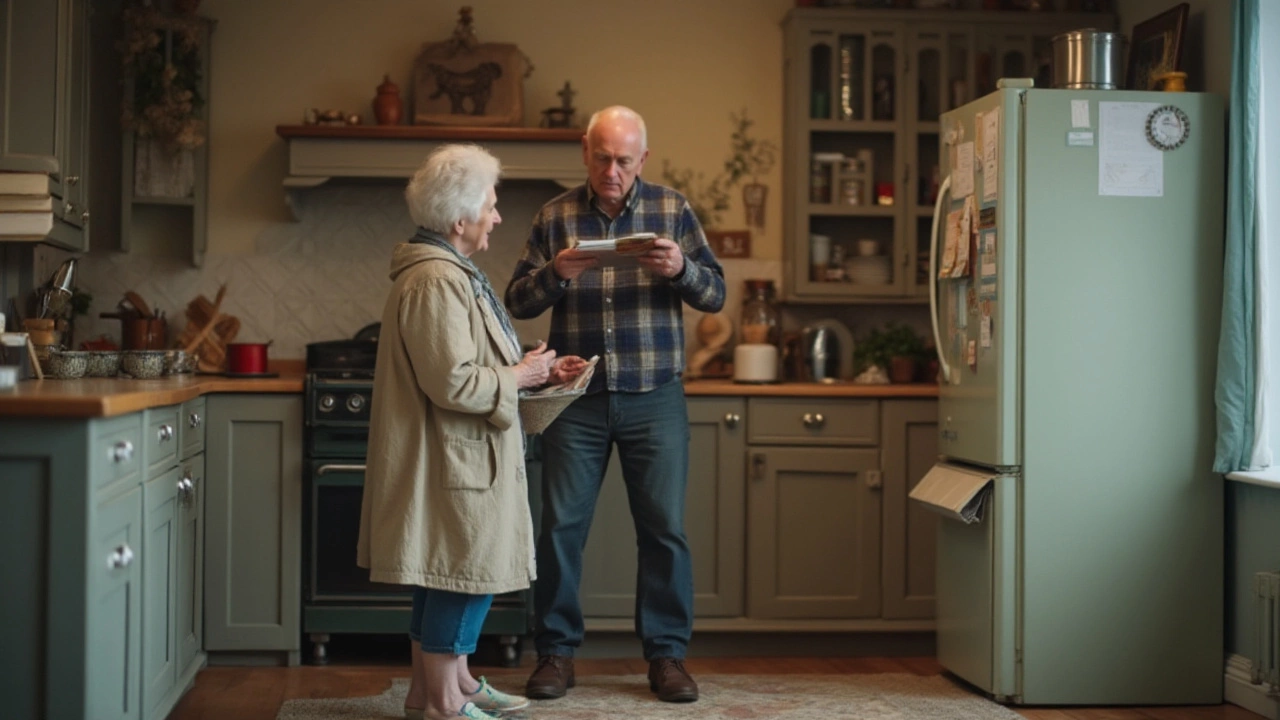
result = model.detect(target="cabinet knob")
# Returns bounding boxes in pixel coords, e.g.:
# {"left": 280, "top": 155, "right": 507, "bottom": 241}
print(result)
{"left": 158, "top": 424, "right": 175, "bottom": 442}
{"left": 178, "top": 475, "right": 195, "bottom": 506}
{"left": 723, "top": 413, "right": 740, "bottom": 428}
{"left": 865, "top": 469, "right": 883, "bottom": 490}
{"left": 80, "top": 210, "right": 90, "bottom": 224}
{"left": 108, "top": 544, "right": 135, "bottom": 569}
{"left": 188, "top": 412, "right": 201, "bottom": 428}
{"left": 67, "top": 175, "right": 79, "bottom": 186}
{"left": 802, "top": 412, "right": 826, "bottom": 429}
{"left": 111, "top": 440, "right": 134, "bottom": 463}
{"left": 63, "top": 202, "right": 73, "bottom": 216}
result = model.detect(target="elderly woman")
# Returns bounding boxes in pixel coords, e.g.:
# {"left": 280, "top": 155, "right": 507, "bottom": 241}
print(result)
{"left": 358, "top": 144, "right": 586, "bottom": 720}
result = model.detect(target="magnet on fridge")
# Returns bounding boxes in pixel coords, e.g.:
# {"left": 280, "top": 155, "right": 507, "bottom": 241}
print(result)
{"left": 967, "top": 340, "right": 978, "bottom": 372}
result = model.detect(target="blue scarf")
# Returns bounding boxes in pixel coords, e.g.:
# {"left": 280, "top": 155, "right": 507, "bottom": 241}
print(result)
{"left": 411, "top": 227, "right": 522, "bottom": 361}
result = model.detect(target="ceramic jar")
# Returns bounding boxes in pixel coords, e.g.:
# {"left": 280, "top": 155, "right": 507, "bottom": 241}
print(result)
{"left": 373, "top": 74, "right": 403, "bottom": 125}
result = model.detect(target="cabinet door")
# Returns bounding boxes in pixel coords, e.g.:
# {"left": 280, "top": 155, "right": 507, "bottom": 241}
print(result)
{"left": 43, "top": 0, "right": 89, "bottom": 252}
{"left": 580, "top": 397, "right": 746, "bottom": 618}
{"left": 142, "top": 465, "right": 180, "bottom": 716}
{"left": 204, "top": 395, "right": 303, "bottom": 654}
{"left": 907, "top": 27, "right": 974, "bottom": 299}
{"left": 747, "top": 446, "right": 881, "bottom": 618}
{"left": 881, "top": 400, "right": 938, "bottom": 619}
{"left": 0, "top": 0, "right": 63, "bottom": 175}
{"left": 176, "top": 454, "right": 205, "bottom": 679}
{"left": 88, "top": 485, "right": 144, "bottom": 720}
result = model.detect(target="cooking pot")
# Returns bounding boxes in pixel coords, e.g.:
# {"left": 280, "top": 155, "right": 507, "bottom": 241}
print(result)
{"left": 226, "top": 342, "right": 271, "bottom": 374}
{"left": 1051, "top": 29, "right": 1127, "bottom": 90}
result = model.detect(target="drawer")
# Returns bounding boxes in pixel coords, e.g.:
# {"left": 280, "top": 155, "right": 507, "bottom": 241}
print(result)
{"left": 747, "top": 397, "right": 879, "bottom": 446}
{"left": 144, "top": 404, "right": 181, "bottom": 478}
{"left": 179, "top": 396, "right": 206, "bottom": 460}
{"left": 92, "top": 412, "right": 144, "bottom": 495}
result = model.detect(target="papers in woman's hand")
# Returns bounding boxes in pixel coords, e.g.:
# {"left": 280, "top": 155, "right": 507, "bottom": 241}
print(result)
{"left": 573, "top": 233, "right": 657, "bottom": 268}
{"left": 526, "top": 355, "right": 599, "bottom": 396}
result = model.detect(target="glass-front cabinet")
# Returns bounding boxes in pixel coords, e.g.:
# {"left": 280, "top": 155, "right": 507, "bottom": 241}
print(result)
{"left": 782, "top": 7, "right": 1113, "bottom": 303}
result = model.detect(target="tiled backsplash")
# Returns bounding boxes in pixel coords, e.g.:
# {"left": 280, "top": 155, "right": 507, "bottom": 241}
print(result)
{"left": 73, "top": 180, "right": 791, "bottom": 360}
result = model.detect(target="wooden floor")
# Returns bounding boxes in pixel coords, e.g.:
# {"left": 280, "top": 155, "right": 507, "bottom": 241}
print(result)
{"left": 170, "top": 654, "right": 1265, "bottom": 720}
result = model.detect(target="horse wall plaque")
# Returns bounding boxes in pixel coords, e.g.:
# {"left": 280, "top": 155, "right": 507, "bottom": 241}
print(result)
{"left": 412, "top": 8, "right": 532, "bottom": 127}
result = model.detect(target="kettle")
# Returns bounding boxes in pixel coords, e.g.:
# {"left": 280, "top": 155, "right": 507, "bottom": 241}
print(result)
{"left": 801, "top": 319, "right": 854, "bottom": 383}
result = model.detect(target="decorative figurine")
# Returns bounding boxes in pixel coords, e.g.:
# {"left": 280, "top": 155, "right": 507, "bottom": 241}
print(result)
{"left": 541, "top": 81, "right": 577, "bottom": 128}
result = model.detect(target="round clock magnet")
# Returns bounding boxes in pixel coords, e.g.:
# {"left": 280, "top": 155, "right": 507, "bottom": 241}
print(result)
{"left": 1146, "top": 105, "right": 1191, "bottom": 151}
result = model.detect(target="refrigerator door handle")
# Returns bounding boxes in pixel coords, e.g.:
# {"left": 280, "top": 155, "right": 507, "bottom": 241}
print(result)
{"left": 929, "top": 174, "right": 953, "bottom": 383}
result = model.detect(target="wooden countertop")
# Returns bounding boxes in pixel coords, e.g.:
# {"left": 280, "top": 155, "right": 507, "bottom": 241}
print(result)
{"left": 684, "top": 379, "right": 939, "bottom": 397}
{"left": 0, "top": 373, "right": 936, "bottom": 419}
{"left": 0, "top": 373, "right": 305, "bottom": 419}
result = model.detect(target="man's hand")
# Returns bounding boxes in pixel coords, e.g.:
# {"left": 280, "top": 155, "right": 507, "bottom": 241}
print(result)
{"left": 553, "top": 248, "right": 599, "bottom": 282}
{"left": 636, "top": 237, "right": 685, "bottom": 279}
{"left": 548, "top": 355, "right": 589, "bottom": 385}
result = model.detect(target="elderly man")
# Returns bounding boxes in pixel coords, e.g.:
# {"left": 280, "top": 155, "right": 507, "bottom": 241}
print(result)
{"left": 505, "top": 105, "right": 726, "bottom": 704}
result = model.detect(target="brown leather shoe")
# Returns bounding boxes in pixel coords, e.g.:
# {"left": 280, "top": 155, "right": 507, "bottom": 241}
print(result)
{"left": 648, "top": 658, "right": 698, "bottom": 703}
{"left": 525, "top": 655, "right": 575, "bottom": 699}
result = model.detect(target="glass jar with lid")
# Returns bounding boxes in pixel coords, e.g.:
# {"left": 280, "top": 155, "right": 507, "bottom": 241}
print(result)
{"left": 740, "top": 279, "right": 780, "bottom": 346}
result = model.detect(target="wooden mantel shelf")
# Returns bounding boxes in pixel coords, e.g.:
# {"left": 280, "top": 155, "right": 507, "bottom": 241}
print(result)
{"left": 275, "top": 124, "right": 583, "bottom": 142}
{"left": 275, "top": 124, "right": 586, "bottom": 218}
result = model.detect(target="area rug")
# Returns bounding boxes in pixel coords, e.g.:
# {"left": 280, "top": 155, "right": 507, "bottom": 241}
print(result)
{"left": 275, "top": 673, "right": 1026, "bottom": 719}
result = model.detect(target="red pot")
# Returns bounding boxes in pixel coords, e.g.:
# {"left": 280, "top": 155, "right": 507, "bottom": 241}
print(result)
{"left": 226, "top": 342, "right": 270, "bottom": 374}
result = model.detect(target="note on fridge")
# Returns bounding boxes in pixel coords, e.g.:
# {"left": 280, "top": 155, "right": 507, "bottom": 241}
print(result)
{"left": 982, "top": 109, "right": 1000, "bottom": 202}
{"left": 954, "top": 141, "right": 975, "bottom": 198}
{"left": 1071, "top": 99, "right": 1090, "bottom": 128}
{"left": 1098, "top": 101, "right": 1163, "bottom": 197}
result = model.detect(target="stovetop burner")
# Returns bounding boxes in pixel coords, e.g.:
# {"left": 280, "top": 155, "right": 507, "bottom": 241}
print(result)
{"left": 306, "top": 324, "right": 380, "bottom": 377}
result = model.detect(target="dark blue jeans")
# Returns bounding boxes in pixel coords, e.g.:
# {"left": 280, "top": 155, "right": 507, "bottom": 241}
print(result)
{"left": 534, "top": 378, "right": 692, "bottom": 660}
{"left": 409, "top": 587, "right": 493, "bottom": 655}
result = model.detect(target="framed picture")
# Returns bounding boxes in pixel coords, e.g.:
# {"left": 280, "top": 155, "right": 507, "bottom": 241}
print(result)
{"left": 1127, "top": 3, "right": 1189, "bottom": 91}
{"left": 412, "top": 42, "right": 530, "bottom": 127}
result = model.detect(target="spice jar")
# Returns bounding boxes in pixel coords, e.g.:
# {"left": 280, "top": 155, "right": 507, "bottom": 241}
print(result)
{"left": 739, "top": 279, "right": 780, "bottom": 346}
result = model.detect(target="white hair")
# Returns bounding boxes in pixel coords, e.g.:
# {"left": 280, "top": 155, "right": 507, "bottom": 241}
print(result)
{"left": 586, "top": 105, "right": 648, "bottom": 150}
{"left": 405, "top": 144, "right": 502, "bottom": 233}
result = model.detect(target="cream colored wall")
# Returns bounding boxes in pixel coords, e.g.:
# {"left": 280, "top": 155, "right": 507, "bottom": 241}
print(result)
{"left": 200, "top": 0, "right": 794, "bottom": 259}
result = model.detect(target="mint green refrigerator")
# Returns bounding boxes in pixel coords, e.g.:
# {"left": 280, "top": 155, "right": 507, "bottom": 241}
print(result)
{"left": 910, "top": 86, "right": 1224, "bottom": 705}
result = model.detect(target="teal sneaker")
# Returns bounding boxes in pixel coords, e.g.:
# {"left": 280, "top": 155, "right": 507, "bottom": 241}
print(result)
{"left": 470, "top": 677, "right": 531, "bottom": 713}
{"left": 457, "top": 702, "right": 500, "bottom": 719}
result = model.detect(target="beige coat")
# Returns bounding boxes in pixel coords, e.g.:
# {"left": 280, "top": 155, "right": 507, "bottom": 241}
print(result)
{"left": 356, "top": 242, "right": 535, "bottom": 595}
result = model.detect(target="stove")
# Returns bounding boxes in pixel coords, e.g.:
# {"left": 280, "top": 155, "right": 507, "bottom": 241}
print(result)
{"left": 301, "top": 325, "right": 534, "bottom": 666}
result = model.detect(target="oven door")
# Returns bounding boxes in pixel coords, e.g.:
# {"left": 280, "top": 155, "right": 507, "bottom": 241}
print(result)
{"left": 306, "top": 460, "right": 413, "bottom": 603}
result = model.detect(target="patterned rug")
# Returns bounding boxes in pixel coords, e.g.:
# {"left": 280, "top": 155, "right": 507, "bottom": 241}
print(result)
{"left": 275, "top": 673, "right": 1025, "bottom": 719}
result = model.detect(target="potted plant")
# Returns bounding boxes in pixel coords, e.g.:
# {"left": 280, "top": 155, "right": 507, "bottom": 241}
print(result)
{"left": 855, "top": 323, "right": 924, "bottom": 383}
{"left": 722, "top": 109, "right": 777, "bottom": 230}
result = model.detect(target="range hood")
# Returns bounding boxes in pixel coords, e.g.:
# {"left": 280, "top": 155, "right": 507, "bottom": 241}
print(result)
{"left": 275, "top": 125, "right": 584, "bottom": 217}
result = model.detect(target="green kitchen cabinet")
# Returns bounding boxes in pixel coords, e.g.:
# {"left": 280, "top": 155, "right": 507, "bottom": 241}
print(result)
{"left": 0, "top": 0, "right": 92, "bottom": 250}
{"left": 880, "top": 399, "right": 938, "bottom": 619}
{"left": 176, "top": 452, "right": 205, "bottom": 681}
{"left": 579, "top": 397, "right": 747, "bottom": 618}
{"left": 89, "top": 484, "right": 145, "bottom": 720}
{"left": 746, "top": 445, "right": 883, "bottom": 619}
{"left": 0, "top": 411, "right": 145, "bottom": 719}
{"left": 204, "top": 394, "right": 304, "bottom": 664}
{"left": 142, "top": 464, "right": 181, "bottom": 717}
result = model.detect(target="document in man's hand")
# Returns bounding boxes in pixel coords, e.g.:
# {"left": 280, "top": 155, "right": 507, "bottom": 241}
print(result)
{"left": 574, "top": 233, "right": 657, "bottom": 268}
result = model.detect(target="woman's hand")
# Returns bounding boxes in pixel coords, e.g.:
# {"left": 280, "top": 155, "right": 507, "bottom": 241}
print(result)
{"left": 514, "top": 341, "right": 557, "bottom": 389}
{"left": 549, "top": 355, "right": 589, "bottom": 385}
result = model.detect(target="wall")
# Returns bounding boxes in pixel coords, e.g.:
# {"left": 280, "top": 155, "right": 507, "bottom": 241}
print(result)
{"left": 72, "top": 0, "right": 810, "bottom": 357}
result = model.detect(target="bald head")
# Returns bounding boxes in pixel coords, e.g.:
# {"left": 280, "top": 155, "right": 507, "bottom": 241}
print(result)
{"left": 583, "top": 105, "right": 650, "bottom": 216}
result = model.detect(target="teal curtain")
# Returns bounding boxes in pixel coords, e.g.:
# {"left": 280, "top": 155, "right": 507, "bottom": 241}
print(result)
{"left": 1214, "top": 0, "right": 1262, "bottom": 472}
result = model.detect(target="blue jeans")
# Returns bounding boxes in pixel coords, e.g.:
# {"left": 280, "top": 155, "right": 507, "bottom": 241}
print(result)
{"left": 409, "top": 587, "right": 494, "bottom": 655}
{"left": 534, "top": 378, "right": 692, "bottom": 660}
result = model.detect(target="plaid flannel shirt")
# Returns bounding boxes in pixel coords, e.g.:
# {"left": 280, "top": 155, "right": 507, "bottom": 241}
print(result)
{"left": 504, "top": 177, "right": 726, "bottom": 393}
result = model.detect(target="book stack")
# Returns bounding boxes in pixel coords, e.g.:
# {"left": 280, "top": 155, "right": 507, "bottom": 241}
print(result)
{"left": 0, "top": 172, "right": 53, "bottom": 239}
